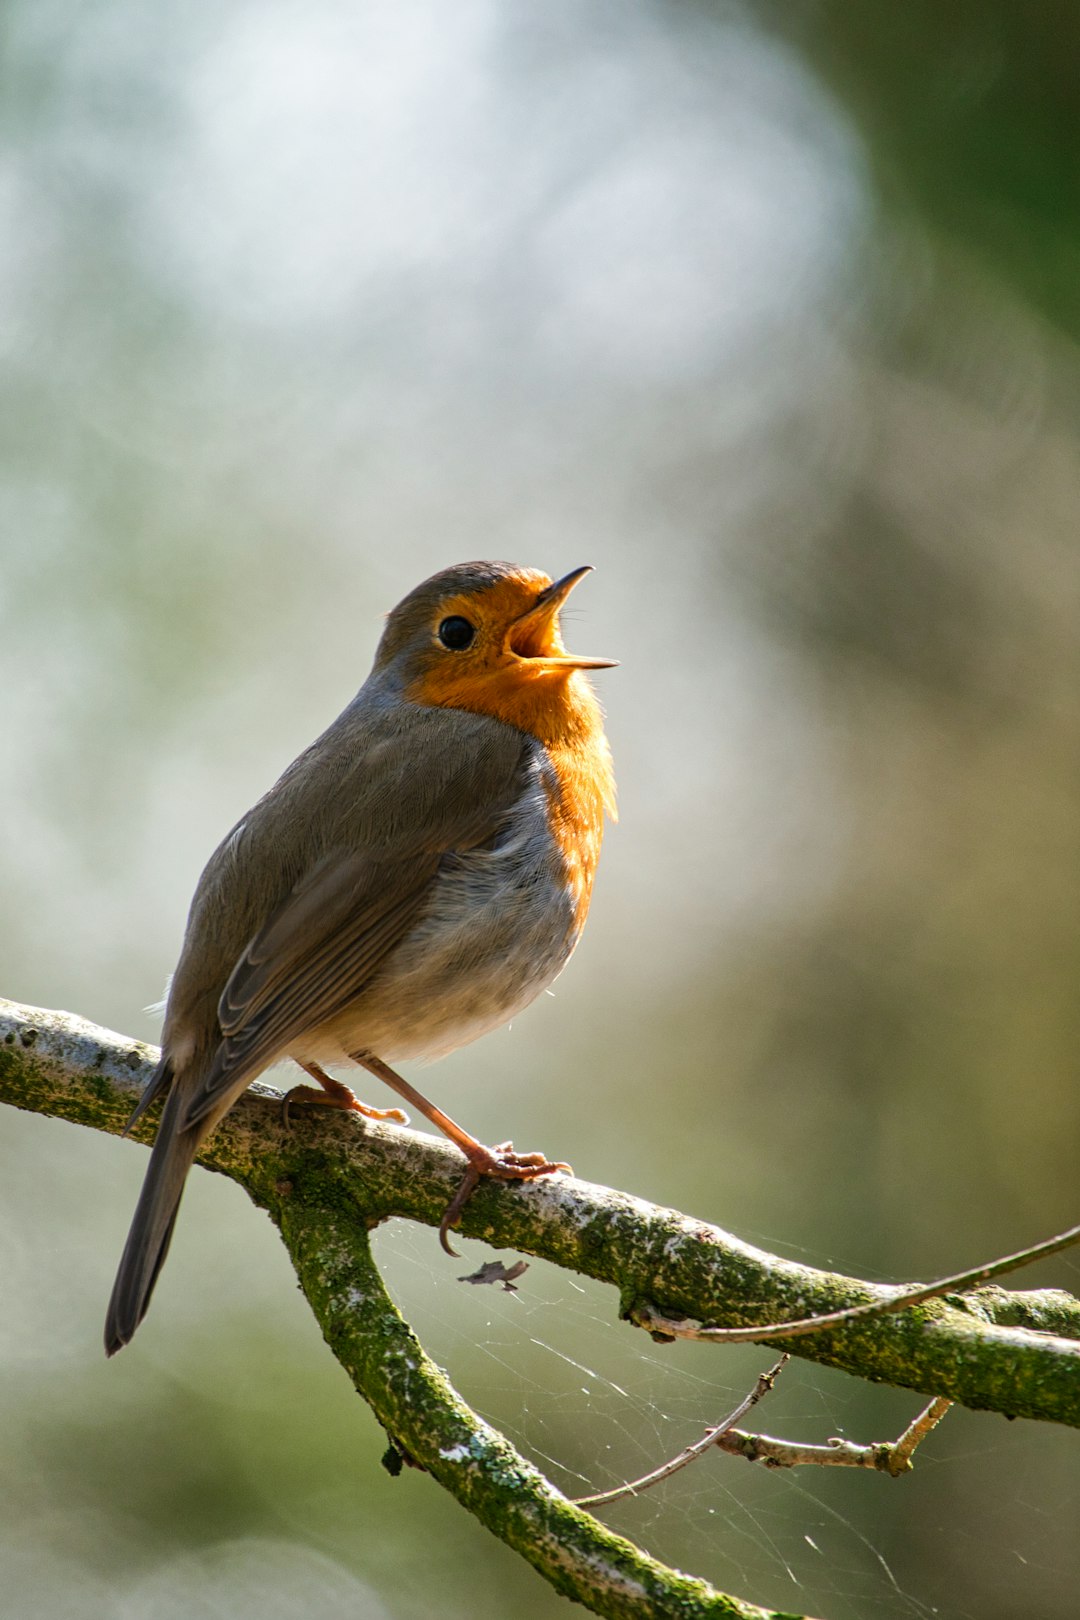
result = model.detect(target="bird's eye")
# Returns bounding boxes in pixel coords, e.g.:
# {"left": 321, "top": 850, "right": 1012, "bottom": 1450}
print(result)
{"left": 437, "top": 615, "right": 476, "bottom": 651}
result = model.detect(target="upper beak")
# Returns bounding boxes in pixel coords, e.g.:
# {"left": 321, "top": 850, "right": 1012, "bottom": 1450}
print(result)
{"left": 510, "top": 566, "right": 619, "bottom": 669}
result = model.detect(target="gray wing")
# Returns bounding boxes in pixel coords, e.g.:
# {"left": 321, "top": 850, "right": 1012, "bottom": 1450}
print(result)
{"left": 174, "top": 705, "right": 533, "bottom": 1127}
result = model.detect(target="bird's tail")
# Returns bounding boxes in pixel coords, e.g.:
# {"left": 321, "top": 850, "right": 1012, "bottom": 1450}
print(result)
{"left": 104, "top": 1078, "right": 202, "bottom": 1357}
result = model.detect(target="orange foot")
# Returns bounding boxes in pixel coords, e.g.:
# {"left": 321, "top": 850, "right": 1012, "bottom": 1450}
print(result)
{"left": 345, "top": 1050, "right": 572, "bottom": 1258}
{"left": 281, "top": 1061, "right": 409, "bottom": 1129}
{"left": 440, "top": 1141, "right": 572, "bottom": 1257}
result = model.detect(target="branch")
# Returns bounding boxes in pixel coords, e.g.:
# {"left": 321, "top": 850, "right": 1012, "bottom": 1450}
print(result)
{"left": 1, "top": 998, "right": 801, "bottom": 1620}
{"left": 5, "top": 1001, "right": 1078, "bottom": 1618}
{"left": 713, "top": 1395, "right": 954, "bottom": 1477}
{"left": 631, "top": 1216, "right": 1080, "bottom": 1342}
{"left": 282, "top": 1188, "right": 789, "bottom": 1618}
{"left": 2, "top": 999, "right": 1078, "bottom": 1436}
{"left": 5, "top": 1001, "right": 1080, "bottom": 1620}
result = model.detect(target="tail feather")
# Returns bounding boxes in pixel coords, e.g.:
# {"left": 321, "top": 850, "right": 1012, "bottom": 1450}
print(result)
{"left": 104, "top": 1083, "right": 202, "bottom": 1356}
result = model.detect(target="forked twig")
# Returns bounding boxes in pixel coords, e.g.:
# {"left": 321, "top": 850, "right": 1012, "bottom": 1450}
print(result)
{"left": 575, "top": 1385, "right": 952, "bottom": 1513}
{"left": 715, "top": 1395, "right": 953, "bottom": 1477}
{"left": 636, "top": 1222, "right": 1080, "bottom": 1345}
{"left": 572, "top": 1357, "right": 789, "bottom": 1509}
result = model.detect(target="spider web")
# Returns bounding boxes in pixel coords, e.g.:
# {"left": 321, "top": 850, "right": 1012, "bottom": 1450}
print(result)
{"left": 373, "top": 1221, "right": 1080, "bottom": 1620}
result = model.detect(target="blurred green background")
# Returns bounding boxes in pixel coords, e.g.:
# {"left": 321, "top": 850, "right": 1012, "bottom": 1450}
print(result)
{"left": 2, "top": 2, "right": 1078, "bottom": 1617}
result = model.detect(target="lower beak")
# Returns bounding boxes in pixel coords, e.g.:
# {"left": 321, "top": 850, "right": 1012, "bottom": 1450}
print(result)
{"left": 511, "top": 566, "right": 619, "bottom": 669}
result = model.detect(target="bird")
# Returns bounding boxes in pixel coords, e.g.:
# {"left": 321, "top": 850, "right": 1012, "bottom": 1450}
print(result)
{"left": 105, "top": 560, "right": 617, "bottom": 1356}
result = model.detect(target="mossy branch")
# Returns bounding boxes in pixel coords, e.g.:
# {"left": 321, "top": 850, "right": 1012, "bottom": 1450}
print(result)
{"left": 2, "top": 997, "right": 1078, "bottom": 1618}
{"left": 283, "top": 1198, "right": 790, "bottom": 1619}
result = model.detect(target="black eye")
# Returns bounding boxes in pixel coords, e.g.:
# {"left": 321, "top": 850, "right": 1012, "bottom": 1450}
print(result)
{"left": 437, "top": 615, "right": 476, "bottom": 651}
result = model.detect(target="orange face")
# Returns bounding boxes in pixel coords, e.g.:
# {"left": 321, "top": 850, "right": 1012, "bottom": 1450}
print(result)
{"left": 394, "top": 566, "right": 616, "bottom": 746}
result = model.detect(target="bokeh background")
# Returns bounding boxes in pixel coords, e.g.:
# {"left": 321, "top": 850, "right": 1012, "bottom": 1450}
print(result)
{"left": 2, "top": 3, "right": 1078, "bottom": 1617}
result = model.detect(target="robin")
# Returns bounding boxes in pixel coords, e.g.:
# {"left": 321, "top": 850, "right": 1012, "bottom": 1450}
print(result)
{"left": 105, "top": 561, "right": 616, "bottom": 1356}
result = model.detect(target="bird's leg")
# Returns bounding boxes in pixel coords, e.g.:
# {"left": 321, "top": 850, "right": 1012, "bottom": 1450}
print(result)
{"left": 351, "top": 1050, "right": 571, "bottom": 1256}
{"left": 281, "top": 1061, "right": 409, "bottom": 1128}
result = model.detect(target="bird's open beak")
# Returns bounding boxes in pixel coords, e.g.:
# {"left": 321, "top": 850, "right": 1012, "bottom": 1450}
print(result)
{"left": 509, "top": 566, "right": 619, "bottom": 669}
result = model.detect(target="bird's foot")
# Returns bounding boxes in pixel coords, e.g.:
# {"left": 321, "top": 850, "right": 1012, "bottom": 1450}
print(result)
{"left": 282, "top": 1063, "right": 408, "bottom": 1129}
{"left": 344, "top": 1051, "right": 570, "bottom": 1256}
{"left": 440, "top": 1141, "right": 572, "bottom": 1256}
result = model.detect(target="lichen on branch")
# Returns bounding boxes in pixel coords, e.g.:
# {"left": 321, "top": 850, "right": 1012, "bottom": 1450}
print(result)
{"left": 2, "top": 995, "right": 1078, "bottom": 1620}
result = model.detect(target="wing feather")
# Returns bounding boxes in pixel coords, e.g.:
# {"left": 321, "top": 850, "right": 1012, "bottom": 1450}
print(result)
{"left": 171, "top": 705, "right": 533, "bottom": 1127}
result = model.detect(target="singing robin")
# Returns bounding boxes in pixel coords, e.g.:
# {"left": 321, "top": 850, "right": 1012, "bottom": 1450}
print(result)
{"left": 105, "top": 560, "right": 616, "bottom": 1355}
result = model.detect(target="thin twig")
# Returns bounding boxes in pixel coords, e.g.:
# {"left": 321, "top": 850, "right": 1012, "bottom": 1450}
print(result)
{"left": 636, "top": 1224, "right": 1080, "bottom": 1345}
{"left": 715, "top": 1396, "right": 953, "bottom": 1477}
{"left": 572, "top": 1358, "right": 789, "bottom": 1509}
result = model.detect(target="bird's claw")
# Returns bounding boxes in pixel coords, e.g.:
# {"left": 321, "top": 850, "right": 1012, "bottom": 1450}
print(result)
{"left": 438, "top": 1141, "right": 572, "bottom": 1256}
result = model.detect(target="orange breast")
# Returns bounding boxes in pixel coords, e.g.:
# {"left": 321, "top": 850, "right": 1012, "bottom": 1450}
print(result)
{"left": 406, "top": 657, "right": 616, "bottom": 934}
{"left": 540, "top": 729, "right": 615, "bottom": 935}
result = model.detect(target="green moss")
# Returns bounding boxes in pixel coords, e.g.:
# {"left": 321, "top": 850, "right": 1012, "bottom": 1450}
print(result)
{"left": 277, "top": 1199, "right": 794, "bottom": 1619}
{"left": 3, "top": 997, "right": 1080, "bottom": 1614}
